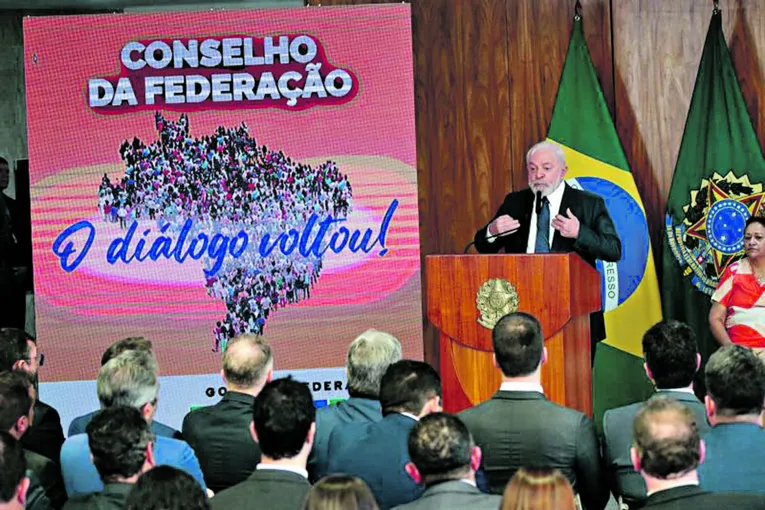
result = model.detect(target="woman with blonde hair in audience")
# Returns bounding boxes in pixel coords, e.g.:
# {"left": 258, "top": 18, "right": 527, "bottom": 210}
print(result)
{"left": 501, "top": 467, "right": 577, "bottom": 510}
{"left": 302, "top": 474, "right": 379, "bottom": 510}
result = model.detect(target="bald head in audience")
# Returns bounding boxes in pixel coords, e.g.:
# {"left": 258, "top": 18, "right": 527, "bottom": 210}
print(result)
{"left": 221, "top": 334, "right": 273, "bottom": 396}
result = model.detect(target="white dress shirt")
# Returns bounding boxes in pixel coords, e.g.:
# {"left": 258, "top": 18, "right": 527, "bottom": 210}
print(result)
{"left": 485, "top": 182, "right": 566, "bottom": 252}
{"left": 499, "top": 381, "right": 545, "bottom": 394}
{"left": 525, "top": 182, "right": 566, "bottom": 253}
{"left": 256, "top": 463, "right": 309, "bottom": 479}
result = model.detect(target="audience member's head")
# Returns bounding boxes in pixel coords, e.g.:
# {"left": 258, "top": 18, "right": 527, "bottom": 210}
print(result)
{"left": 642, "top": 320, "right": 699, "bottom": 389}
{"left": 0, "top": 329, "right": 40, "bottom": 376}
{"left": 221, "top": 334, "right": 273, "bottom": 394}
{"left": 0, "top": 372, "right": 33, "bottom": 439}
{"left": 0, "top": 432, "right": 28, "bottom": 510}
{"left": 124, "top": 465, "right": 209, "bottom": 510}
{"left": 500, "top": 467, "right": 576, "bottom": 510}
{"left": 97, "top": 350, "right": 159, "bottom": 422}
{"left": 86, "top": 406, "right": 154, "bottom": 484}
{"left": 705, "top": 344, "right": 765, "bottom": 424}
{"left": 251, "top": 377, "right": 316, "bottom": 463}
{"left": 346, "top": 329, "right": 402, "bottom": 399}
{"left": 405, "top": 413, "right": 480, "bottom": 486}
{"left": 379, "top": 360, "right": 441, "bottom": 418}
{"left": 492, "top": 313, "right": 545, "bottom": 378}
{"left": 631, "top": 396, "right": 702, "bottom": 483}
{"left": 100, "top": 337, "right": 153, "bottom": 367}
{"left": 302, "top": 475, "right": 378, "bottom": 510}
{"left": 0, "top": 158, "right": 9, "bottom": 192}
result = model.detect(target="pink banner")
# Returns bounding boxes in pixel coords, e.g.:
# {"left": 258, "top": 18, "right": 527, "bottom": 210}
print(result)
{"left": 24, "top": 5, "right": 422, "bottom": 381}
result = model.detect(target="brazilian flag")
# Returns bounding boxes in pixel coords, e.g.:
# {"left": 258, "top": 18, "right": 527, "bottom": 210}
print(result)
{"left": 662, "top": 9, "right": 765, "bottom": 367}
{"left": 547, "top": 7, "right": 661, "bottom": 427}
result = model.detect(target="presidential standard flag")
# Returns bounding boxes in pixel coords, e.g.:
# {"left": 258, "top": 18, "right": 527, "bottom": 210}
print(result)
{"left": 663, "top": 9, "right": 765, "bottom": 363}
{"left": 547, "top": 7, "right": 661, "bottom": 424}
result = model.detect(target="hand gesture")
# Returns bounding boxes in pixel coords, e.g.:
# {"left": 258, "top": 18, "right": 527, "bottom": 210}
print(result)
{"left": 489, "top": 215, "right": 520, "bottom": 237}
{"left": 552, "top": 208, "right": 580, "bottom": 239}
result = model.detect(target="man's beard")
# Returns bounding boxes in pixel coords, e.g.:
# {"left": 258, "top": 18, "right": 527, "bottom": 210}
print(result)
{"left": 530, "top": 182, "right": 553, "bottom": 196}
{"left": 530, "top": 179, "right": 563, "bottom": 197}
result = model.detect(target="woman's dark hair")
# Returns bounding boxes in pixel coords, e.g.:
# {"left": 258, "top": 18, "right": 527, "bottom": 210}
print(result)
{"left": 745, "top": 215, "right": 765, "bottom": 231}
{"left": 124, "top": 466, "right": 209, "bottom": 510}
{"left": 302, "top": 475, "right": 379, "bottom": 510}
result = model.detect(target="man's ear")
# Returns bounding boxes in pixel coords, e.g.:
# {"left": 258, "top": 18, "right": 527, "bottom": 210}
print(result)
{"left": 220, "top": 369, "right": 226, "bottom": 385}
{"left": 14, "top": 416, "right": 29, "bottom": 437}
{"left": 266, "top": 368, "right": 274, "bottom": 383}
{"left": 306, "top": 422, "right": 316, "bottom": 447}
{"left": 16, "top": 476, "right": 30, "bottom": 506}
{"left": 630, "top": 446, "right": 641, "bottom": 473}
{"left": 643, "top": 362, "right": 654, "bottom": 382}
{"left": 492, "top": 353, "right": 498, "bottom": 369}
{"left": 541, "top": 347, "right": 548, "bottom": 366}
{"left": 12, "top": 359, "right": 27, "bottom": 372}
{"left": 699, "top": 438, "right": 706, "bottom": 466}
{"left": 249, "top": 420, "right": 259, "bottom": 444}
{"left": 145, "top": 440, "right": 156, "bottom": 468}
{"left": 705, "top": 396, "right": 716, "bottom": 423}
{"left": 695, "top": 353, "right": 702, "bottom": 372}
{"left": 404, "top": 462, "right": 422, "bottom": 485}
{"left": 470, "top": 446, "right": 482, "bottom": 473}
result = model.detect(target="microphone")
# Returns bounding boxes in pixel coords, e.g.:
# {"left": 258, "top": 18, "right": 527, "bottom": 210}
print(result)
{"left": 463, "top": 230, "right": 507, "bottom": 254}
{"left": 535, "top": 191, "right": 542, "bottom": 215}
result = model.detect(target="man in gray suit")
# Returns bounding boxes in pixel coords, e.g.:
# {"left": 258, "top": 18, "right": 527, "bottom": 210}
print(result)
{"left": 459, "top": 312, "right": 607, "bottom": 510}
{"left": 603, "top": 320, "right": 709, "bottom": 508}
{"left": 632, "top": 396, "right": 765, "bottom": 509}
{"left": 308, "top": 329, "right": 402, "bottom": 482}
{"left": 393, "top": 413, "right": 500, "bottom": 510}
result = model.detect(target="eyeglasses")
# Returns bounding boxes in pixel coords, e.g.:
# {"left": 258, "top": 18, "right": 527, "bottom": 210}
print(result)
{"left": 25, "top": 353, "right": 44, "bottom": 367}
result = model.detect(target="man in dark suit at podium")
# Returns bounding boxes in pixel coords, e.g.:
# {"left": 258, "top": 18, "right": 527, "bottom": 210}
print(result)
{"left": 472, "top": 141, "right": 621, "bottom": 352}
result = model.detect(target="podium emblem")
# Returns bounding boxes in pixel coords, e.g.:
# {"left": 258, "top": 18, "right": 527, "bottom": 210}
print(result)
{"left": 476, "top": 278, "right": 519, "bottom": 330}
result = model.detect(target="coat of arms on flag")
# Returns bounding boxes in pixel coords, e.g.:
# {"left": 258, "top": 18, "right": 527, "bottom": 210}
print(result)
{"left": 666, "top": 171, "right": 765, "bottom": 295}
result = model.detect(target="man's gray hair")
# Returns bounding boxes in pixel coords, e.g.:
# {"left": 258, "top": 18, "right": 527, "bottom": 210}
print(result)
{"left": 346, "top": 329, "right": 402, "bottom": 398}
{"left": 97, "top": 350, "right": 159, "bottom": 410}
{"left": 526, "top": 141, "right": 567, "bottom": 167}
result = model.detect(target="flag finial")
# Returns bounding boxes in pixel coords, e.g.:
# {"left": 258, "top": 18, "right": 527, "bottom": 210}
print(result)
{"left": 574, "top": 0, "right": 582, "bottom": 21}
{"left": 713, "top": 0, "right": 720, "bottom": 15}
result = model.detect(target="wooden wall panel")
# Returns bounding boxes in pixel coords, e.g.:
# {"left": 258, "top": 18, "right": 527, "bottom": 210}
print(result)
{"left": 613, "top": 0, "right": 765, "bottom": 270}
{"left": 505, "top": 0, "right": 613, "bottom": 187}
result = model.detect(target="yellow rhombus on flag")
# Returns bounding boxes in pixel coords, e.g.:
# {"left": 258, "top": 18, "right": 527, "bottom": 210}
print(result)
{"left": 546, "top": 9, "right": 662, "bottom": 424}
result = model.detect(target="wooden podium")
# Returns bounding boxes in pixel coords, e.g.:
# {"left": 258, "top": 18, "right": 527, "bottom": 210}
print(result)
{"left": 426, "top": 254, "right": 601, "bottom": 416}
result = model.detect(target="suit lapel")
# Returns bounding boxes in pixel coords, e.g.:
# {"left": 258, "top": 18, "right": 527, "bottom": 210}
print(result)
{"left": 509, "top": 189, "right": 534, "bottom": 253}
{"left": 551, "top": 183, "right": 575, "bottom": 252}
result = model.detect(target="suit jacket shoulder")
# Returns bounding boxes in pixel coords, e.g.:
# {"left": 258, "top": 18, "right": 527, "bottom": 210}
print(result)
{"left": 22, "top": 400, "right": 65, "bottom": 464}
{"left": 181, "top": 391, "right": 260, "bottom": 493}
{"left": 25, "top": 449, "right": 67, "bottom": 509}
{"left": 644, "top": 485, "right": 765, "bottom": 510}
{"left": 211, "top": 469, "right": 310, "bottom": 510}
{"left": 309, "top": 398, "right": 381, "bottom": 482}
{"left": 392, "top": 480, "right": 502, "bottom": 510}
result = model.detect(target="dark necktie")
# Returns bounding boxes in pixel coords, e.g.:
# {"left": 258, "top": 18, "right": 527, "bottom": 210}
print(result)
{"left": 535, "top": 196, "right": 550, "bottom": 253}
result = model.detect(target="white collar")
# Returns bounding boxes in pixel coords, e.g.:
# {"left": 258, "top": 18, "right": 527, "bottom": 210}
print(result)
{"left": 499, "top": 381, "right": 544, "bottom": 394}
{"left": 646, "top": 481, "right": 699, "bottom": 497}
{"left": 399, "top": 412, "right": 420, "bottom": 422}
{"left": 538, "top": 180, "right": 566, "bottom": 209}
{"left": 256, "top": 463, "right": 308, "bottom": 479}
{"left": 658, "top": 387, "right": 696, "bottom": 395}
